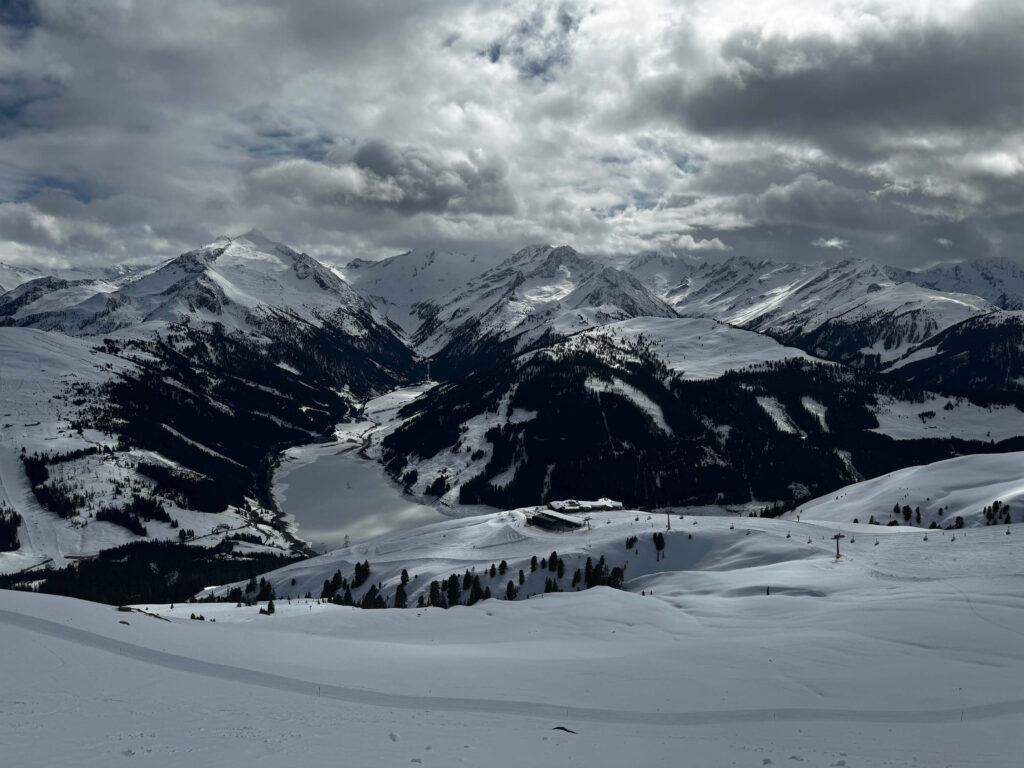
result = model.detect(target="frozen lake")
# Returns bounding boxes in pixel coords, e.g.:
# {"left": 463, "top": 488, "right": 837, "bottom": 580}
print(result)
{"left": 273, "top": 384, "right": 455, "bottom": 552}
{"left": 274, "top": 432, "right": 446, "bottom": 552}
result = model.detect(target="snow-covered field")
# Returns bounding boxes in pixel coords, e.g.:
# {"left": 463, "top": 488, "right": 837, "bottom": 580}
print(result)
{"left": 574, "top": 317, "right": 824, "bottom": 379}
{"left": 870, "top": 395, "right": 1024, "bottom": 442}
{"left": 788, "top": 451, "right": 1024, "bottom": 528}
{"left": 5, "top": 510, "right": 1024, "bottom": 766}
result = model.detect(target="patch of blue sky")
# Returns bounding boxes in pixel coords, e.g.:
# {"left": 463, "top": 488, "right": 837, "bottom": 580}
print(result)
{"left": 10, "top": 175, "right": 101, "bottom": 204}
{"left": 0, "top": 0, "right": 41, "bottom": 34}
{"left": 245, "top": 131, "right": 336, "bottom": 162}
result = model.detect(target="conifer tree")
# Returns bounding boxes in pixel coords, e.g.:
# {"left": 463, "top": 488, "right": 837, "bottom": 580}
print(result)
{"left": 469, "top": 575, "right": 484, "bottom": 605}
{"left": 446, "top": 573, "right": 461, "bottom": 607}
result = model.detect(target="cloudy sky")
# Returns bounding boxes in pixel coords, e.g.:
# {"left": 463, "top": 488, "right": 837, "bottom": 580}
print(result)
{"left": 1, "top": 0, "right": 1022, "bottom": 268}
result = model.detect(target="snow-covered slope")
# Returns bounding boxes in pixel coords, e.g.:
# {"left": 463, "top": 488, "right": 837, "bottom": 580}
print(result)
{"left": 0, "top": 261, "right": 46, "bottom": 293}
{"left": 7, "top": 510, "right": 1024, "bottom": 766}
{"left": 788, "top": 451, "right": 1024, "bottom": 529}
{"left": 0, "top": 328, "right": 135, "bottom": 572}
{"left": 411, "top": 245, "right": 677, "bottom": 375}
{"left": 566, "top": 316, "right": 826, "bottom": 380}
{"left": 2, "top": 231, "right": 392, "bottom": 340}
{"left": 339, "top": 248, "right": 504, "bottom": 333}
{"left": 0, "top": 325, "right": 304, "bottom": 575}
{"left": 383, "top": 325, "right": 1008, "bottom": 511}
{"left": 0, "top": 233, "right": 425, "bottom": 577}
{"left": 0, "top": 276, "right": 121, "bottom": 326}
{"left": 655, "top": 256, "right": 992, "bottom": 367}
{"left": 623, "top": 250, "right": 702, "bottom": 299}
{"left": 885, "top": 311, "right": 1024, "bottom": 396}
{"left": 890, "top": 257, "right": 1024, "bottom": 310}
{"left": 870, "top": 395, "right": 1024, "bottom": 442}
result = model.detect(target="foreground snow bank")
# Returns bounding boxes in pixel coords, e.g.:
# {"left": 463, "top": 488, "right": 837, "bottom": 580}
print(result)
{"left": 4, "top": 514, "right": 1024, "bottom": 766}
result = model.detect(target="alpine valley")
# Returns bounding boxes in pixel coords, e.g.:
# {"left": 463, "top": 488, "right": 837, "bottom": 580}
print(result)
{"left": 7, "top": 232, "right": 1024, "bottom": 765}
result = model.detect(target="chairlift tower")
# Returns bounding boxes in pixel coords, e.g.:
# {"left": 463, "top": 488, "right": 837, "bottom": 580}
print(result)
{"left": 832, "top": 532, "right": 845, "bottom": 559}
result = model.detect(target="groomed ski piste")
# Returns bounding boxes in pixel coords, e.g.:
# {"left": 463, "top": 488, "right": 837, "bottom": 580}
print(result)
{"left": 5, "top": 501, "right": 1024, "bottom": 766}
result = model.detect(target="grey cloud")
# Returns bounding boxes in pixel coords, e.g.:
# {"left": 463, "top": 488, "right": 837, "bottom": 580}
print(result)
{"left": 246, "top": 140, "right": 517, "bottom": 217}
{"left": 0, "top": 74, "right": 62, "bottom": 137}
{"left": 233, "top": 108, "right": 337, "bottom": 162}
{"left": 483, "top": 3, "right": 581, "bottom": 80}
{"left": 2, "top": 0, "right": 1023, "bottom": 271}
{"left": 640, "top": 1, "right": 1024, "bottom": 157}
{"left": 736, "top": 174, "right": 889, "bottom": 231}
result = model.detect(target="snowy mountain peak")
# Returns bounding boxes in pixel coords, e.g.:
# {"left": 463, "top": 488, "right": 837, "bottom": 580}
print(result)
{"left": 167, "top": 244, "right": 226, "bottom": 275}
{"left": 0, "top": 261, "right": 46, "bottom": 294}
{"left": 1, "top": 233, "right": 387, "bottom": 339}
{"left": 407, "top": 244, "right": 677, "bottom": 372}
{"left": 648, "top": 253, "right": 992, "bottom": 367}
{"left": 889, "top": 256, "right": 1024, "bottom": 310}
{"left": 533, "top": 244, "right": 587, "bottom": 269}
{"left": 234, "top": 228, "right": 279, "bottom": 252}
{"left": 564, "top": 266, "right": 678, "bottom": 319}
{"left": 339, "top": 247, "right": 506, "bottom": 334}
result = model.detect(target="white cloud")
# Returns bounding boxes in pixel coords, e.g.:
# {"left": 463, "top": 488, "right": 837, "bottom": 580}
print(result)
{"left": 674, "top": 234, "right": 731, "bottom": 251}
{"left": 811, "top": 237, "right": 849, "bottom": 250}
